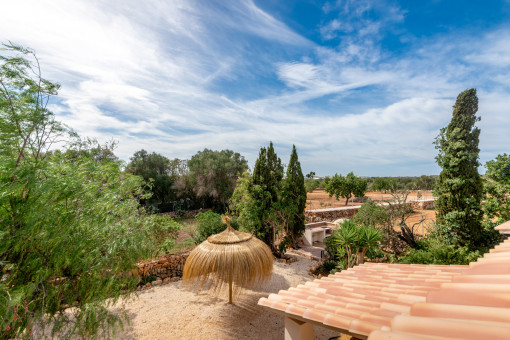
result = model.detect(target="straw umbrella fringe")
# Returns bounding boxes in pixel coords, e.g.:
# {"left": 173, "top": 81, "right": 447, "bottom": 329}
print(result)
{"left": 183, "top": 217, "right": 273, "bottom": 304}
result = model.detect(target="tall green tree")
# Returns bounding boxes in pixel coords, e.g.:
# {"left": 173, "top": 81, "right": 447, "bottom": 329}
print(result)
{"left": 126, "top": 150, "right": 179, "bottom": 211}
{"left": 281, "top": 145, "right": 307, "bottom": 248}
{"left": 415, "top": 175, "right": 437, "bottom": 190}
{"left": 251, "top": 142, "right": 283, "bottom": 251}
{"left": 484, "top": 153, "right": 510, "bottom": 222}
{"left": 0, "top": 42, "right": 163, "bottom": 338}
{"left": 434, "top": 88, "right": 483, "bottom": 247}
{"left": 187, "top": 148, "right": 248, "bottom": 211}
{"left": 371, "top": 177, "right": 391, "bottom": 193}
{"left": 230, "top": 142, "right": 284, "bottom": 254}
{"left": 324, "top": 172, "right": 367, "bottom": 205}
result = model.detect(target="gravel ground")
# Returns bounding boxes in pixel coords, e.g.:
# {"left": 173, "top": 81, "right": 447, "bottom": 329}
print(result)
{"left": 113, "top": 257, "right": 346, "bottom": 340}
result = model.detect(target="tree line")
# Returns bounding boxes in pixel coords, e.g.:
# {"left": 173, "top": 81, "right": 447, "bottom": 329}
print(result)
{"left": 305, "top": 175, "right": 438, "bottom": 193}
{"left": 125, "top": 148, "right": 248, "bottom": 213}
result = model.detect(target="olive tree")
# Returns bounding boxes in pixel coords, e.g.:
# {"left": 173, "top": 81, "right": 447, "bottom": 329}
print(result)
{"left": 324, "top": 172, "right": 367, "bottom": 205}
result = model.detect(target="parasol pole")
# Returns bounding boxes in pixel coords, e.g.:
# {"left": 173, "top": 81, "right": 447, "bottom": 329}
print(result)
{"left": 226, "top": 216, "right": 233, "bottom": 304}
{"left": 229, "top": 270, "right": 233, "bottom": 304}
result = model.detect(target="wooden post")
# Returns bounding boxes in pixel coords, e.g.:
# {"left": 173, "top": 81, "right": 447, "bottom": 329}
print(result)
{"left": 229, "top": 270, "right": 232, "bottom": 304}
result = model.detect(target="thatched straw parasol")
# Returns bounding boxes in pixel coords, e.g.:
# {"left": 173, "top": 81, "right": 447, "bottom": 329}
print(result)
{"left": 183, "top": 216, "right": 273, "bottom": 304}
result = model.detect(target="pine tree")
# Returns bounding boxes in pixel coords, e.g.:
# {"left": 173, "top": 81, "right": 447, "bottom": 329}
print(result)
{"left": 281, "top": 145, "right": 307, "bottom": 248}
{"left": 434, "top": 88, "right": 483, "bottom": 247}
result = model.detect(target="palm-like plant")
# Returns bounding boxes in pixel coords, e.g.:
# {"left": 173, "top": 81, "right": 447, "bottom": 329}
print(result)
{"left": 356, "top": 225, "right": 382, "bottom": 264}
{"left": 332, "top": 221, "right": 382, "bottom": 268}
{"left": 333, "top": 221, "right": 358, "bottom": 268}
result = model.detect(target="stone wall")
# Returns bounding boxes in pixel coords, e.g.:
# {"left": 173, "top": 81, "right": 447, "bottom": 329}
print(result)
{"left": 409, "top": 199, "right": 435, "bottom": 210}
{"left": 305, "top": 206, "right": 361, "bottom": 223}
{"left": 305, "top": 199, "right": 435, "bottom": 223}
{"left": 137, "top": 252, "right": 189, "bottom": 287}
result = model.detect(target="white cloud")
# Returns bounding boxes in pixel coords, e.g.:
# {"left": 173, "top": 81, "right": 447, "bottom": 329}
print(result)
{"left": 1, "top": 0, "right": 508, "bottom": 176}
{"left": 465, "top": 29, "right": 510, "bottom": 67}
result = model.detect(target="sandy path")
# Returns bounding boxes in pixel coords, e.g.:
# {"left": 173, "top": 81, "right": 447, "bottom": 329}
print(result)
{"left": 114, "top": 258, "right": 345, "bottom": 340}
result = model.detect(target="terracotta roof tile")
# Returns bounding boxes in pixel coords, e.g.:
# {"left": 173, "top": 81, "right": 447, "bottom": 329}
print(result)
{"left": 368, "top": 330, "right": 453, "bottom": 340}
{"left": 258, "top": 224, "right": 510, "bottom": 339}
{"left": 323, "top": 313, "right": 352, "bottom": 329}
{"left": 410, "top": 302, "right": 510, "bottom": 323}
{"left": 452, "top": 274, "right": 510, "bottom": 283}
{"left": 349, "top": 319, "right": 382, "bottom": 334}
{"left": 389, "top": 315, "right": 510, "bottom": 339}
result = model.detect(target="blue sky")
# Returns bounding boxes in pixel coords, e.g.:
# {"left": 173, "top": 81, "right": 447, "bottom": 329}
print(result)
{"left": 1, "top": 0, "right": 510, "bottom": 176}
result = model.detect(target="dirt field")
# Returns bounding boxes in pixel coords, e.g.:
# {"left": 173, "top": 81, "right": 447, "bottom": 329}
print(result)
{"left": 307, "top": 190, "right": 436, "bottom": 235}
{"left": 306, "top": 190, "right": 434, "bottom": 210}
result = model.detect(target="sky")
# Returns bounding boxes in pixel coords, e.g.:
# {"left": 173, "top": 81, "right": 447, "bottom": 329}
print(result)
{"left": 1, "top": 0, "right": 510, "bottom": 176}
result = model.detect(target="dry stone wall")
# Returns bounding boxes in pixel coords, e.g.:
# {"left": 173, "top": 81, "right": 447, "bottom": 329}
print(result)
{"left": 409, "top": 199, "right": 435, "bottom": 210}
{"left": 305, "top": 206, "right": 360, "bottom": 223}
{"left": 305, "top": 199, "right": 435, "bottom": 223}
{"left": 137, "top": 252, "right": 189, "bottom": 287}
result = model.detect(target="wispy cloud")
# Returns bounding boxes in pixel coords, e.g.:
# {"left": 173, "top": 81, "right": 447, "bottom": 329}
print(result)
{"left": 1, "top": 0, "right": 509, "bottom": 176}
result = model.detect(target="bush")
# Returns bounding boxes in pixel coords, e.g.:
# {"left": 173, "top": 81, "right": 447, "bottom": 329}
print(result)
{"left": 193, "top": 211, "right": 238, "bottom": 244}
{"left": 310, "top": 260, "right": 341, "bottom": 277}
{"left": 399, "top": 238, "right": 482, "bottom": 265}
{"left": 365, "top": 246, "right": 385, "bottom": 260}
{"left": 324, "top": 232, "right": 346, "bottom": 262}
{"left": 305, "top": 179, "right": 322, "bottom": 193}
{"left": 144, "top": 215, "right": 182, "bottom": 254}
{"left": 352, "top": 201, "right": 389, "bottom": 228}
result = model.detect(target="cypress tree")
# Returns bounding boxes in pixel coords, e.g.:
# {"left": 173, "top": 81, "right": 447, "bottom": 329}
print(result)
{"left": 434, "top": 88, "right": 483, "bottom": 247}
{"left": 251, "top": 142, "right": 283, "bottom": 251}
{"left": 282, "top": 145, "right": 307, "bottom": 247}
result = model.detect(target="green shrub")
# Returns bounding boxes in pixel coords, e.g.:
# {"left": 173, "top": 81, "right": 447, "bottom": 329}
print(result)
{"left": 144, "top": 215, "right": 181, "bottom": 254}
{"left": 399, "top": 238, "right": 482, "bottom": 265}
{"left": 140, "top": 275, "right": 157, "bottom": 285}
{"left": 193, "top": 211, "right": 238, "bottom": 244}
{"left": 324, "top": 232, "right": 346, "bottom": 262}
{"left": 352, "top": 201, "right": 389, "bottom": 228}
{"left": 365, "top": 246, "right": 385, "bottom": 260}
{"left": 331, "top": 221, "right": 382, "bottom": 268}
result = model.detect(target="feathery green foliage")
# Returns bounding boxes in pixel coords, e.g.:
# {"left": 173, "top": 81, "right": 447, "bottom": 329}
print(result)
{"left": 434, "top": 89, "right": 484, "bottom": 247}
{"left": 0, "top": 42, "right": 174, "bottom": 338}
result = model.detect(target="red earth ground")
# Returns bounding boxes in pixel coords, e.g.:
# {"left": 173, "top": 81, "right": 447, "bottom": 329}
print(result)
{"left": 307, "top": 189, "right": 436, "bottom": 235}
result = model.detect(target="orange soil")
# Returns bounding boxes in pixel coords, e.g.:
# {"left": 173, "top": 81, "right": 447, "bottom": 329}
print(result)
{"left": 306, "top": 190, "right": 436, "bottom": 235}
{"left": 306, "top": 190, "right": 434, "bottom": 210}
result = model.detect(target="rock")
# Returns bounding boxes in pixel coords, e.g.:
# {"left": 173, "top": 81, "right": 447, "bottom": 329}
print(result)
{"left": 163, "top": 277, "right": 172, "bottom": 283}
{"left": 145, "top": 283, "right": 151, "bottom": 288}
{"left": 152, "top": 279, "right": 163, "bottom": 286}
